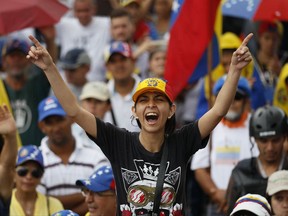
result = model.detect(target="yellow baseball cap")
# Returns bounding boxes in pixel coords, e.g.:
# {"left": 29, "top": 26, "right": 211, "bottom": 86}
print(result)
{"left": 132, "top": 78, "right": 174, "bottom": 103}
{"left": 220, "top": 32, "right": 242, "bottom": 50}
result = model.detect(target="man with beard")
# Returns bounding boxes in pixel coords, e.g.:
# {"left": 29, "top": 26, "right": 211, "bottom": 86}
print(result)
{"left": 1, "top": 27, "right": 59, "bottom": 146}
{"left": 226, "top": 105, "right": 288, "bottom": 215}
{"left": 1, "top": 37, "right": 51, "bottom": 146}
{"left": 191, "top": 76, "right": 259, "bottom": 216}
{"left": 37, "top": 96, "right": 110, "bottom": 215}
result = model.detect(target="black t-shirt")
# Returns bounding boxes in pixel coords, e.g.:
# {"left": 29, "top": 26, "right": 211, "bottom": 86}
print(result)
{"left": 88, "top": 118, "right": 209, "bottom": 215}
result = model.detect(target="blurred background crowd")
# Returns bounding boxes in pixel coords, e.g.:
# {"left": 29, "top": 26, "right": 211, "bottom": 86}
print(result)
{"left": 1, "top": 0, "right": 288, "bottom": 215}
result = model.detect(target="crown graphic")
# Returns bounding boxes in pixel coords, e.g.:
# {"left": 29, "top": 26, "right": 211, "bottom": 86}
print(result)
{"left": 140, "top": 164, "right": 159, "bottom": 181}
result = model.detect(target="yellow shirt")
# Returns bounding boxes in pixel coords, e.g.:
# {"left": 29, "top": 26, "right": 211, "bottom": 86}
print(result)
{"left": 85, "top": 212, "right": 90, "bottom": 216}
{"left": 10, "top": 189, "right": 64, "bottom": 216}
{"left": 274, "top": 64, "right": 288, "bottom": 115}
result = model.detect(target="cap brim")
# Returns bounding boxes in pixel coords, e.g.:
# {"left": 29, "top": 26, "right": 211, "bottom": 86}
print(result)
{"left": 121, "top": 0, "right": 140, "bottom": 7}
{"left": 76, "top": 179, "right": 108, "bottom": 193}
{"left": 230, "top": 202, "right": 268, "bottom": 216}
{"left": 16, "top": 159, "right": 44, "bottom": 169}
{"left": 106, "top": 52, "right": 130, "bottom": 63}
{"left": 5, "top": 48, "right": 27, "bottom": 56}
{"left": 268, "top": 186, "right": 288, "bottom": 196}
{"left": 61, "top": 62, "right": 79, "bottom": 70}
{"left": 132, "top": 87, "right": 172, "bottom": 103}
{"left": 79, "top": 93, "right": 109, "bottom": 101}
{"left": 38, "top": 110, "right": 66, "bottom": 122}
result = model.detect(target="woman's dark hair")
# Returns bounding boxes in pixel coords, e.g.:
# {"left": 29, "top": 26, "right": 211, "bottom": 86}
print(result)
{"left": 0, "top": 135, "right": 3, "bottom": 153}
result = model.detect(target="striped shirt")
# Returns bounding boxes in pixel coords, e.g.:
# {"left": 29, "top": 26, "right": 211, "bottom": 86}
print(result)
{"left": 37, "top": 135, "right": 110, "bottom": 196}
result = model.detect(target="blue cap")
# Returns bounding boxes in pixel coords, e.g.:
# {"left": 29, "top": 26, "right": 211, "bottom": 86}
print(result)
{"left": 38, "top": 96, "right": 66, "bottom": 122}
{"left": 52, "top": 210, "right": 79, "bottom": 216}
{"left": 213, "top": 75, "right": 251, "bottom": 96}
{"left": 16, "top": 145, "right": 44, "bottom": 169}
{"left": 61, "top": 48, "right": 91, "bottom": 70}
{"left": 76, "top": 166, "right": 115, "bottom": 192}
{"left": 2, "top": 38, "right": 30, "bottom": 56}
{"left": 104, "top": 41, "right": 133, "bottom": 63}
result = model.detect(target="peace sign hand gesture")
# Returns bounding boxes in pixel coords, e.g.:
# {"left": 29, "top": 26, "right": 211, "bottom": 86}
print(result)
{"left": 231, "top": 33, "right": 253, "bottom": 71}
{"left": 26, "top": 35, "right": 54, "bottom": 71}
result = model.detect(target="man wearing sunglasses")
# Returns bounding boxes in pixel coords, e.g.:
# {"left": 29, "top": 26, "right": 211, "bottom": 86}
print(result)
{"left": 10, "top": 145, "right": 63, "bottom": 215}
{"left": 0, "top": 105, "right": 18, "bottom": 216}
{"left": 76, "top": 166, "right": 116, "bottom": 216}
{"left": 191, "top": 76, "right": 259, "bottom": 216}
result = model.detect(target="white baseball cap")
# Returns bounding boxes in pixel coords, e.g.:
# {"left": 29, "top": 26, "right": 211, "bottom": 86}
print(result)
{"left": 267, "top": 170, "right": 288, "bottom": 196}
{"left": 79, "top": 81, "right": 110, "bottom": 101}
{"left": 230, "top": 194, "right": 272, "bottom": 216}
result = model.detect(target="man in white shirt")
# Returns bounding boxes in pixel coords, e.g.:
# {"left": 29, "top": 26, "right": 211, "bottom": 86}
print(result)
{"left": 56, "top": 0, "right": 111, "bottom": 81}
{"left": 104, "top": 41, "right": 141, "bottom": 132}
{"left": 37, "top": 96, "right": 110, "bottom": 215}
{"left": 72, "top": 81, "right": 114, "bottom": 147}
{"left": 191, "top": 76, "right": 259, "bottom": 216}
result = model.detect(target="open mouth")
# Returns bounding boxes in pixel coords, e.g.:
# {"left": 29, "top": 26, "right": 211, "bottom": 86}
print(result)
{"left": 145, "top": 112, "right": 159, "bottom": 123}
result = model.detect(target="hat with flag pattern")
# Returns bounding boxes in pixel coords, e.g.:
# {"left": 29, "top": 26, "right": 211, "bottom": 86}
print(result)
{"left": 132, "top": 78, "right": 174, "bottom": 103}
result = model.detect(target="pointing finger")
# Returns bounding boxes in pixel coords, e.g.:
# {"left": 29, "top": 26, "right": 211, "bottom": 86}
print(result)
{"left": 241, "top": 33, "right": 253, "bottom": 47}
{"left": 28, "top": 35, "right": 42, "bottom": 48}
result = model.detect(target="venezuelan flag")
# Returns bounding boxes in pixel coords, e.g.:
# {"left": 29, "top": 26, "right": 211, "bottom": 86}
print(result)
{"left": 164, "top": 0, "right": 221, "bottom": 99}
{"left": 0, "top": 79, "right": 22, "bottom": 147}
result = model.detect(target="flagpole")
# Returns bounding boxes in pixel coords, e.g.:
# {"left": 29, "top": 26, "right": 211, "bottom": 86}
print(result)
{"left": 207, "top": 39, "right": 213, "bottom": 109}
{"left": 207, "top": 1, "right": 222, "bottom": 108}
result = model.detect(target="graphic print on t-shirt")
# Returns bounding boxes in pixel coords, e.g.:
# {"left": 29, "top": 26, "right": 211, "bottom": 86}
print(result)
{"left": 120, "top": 159, "right": 183, "bottom": 215}
{"left": 11, "top": 99, "right": 32, "bottom": 134}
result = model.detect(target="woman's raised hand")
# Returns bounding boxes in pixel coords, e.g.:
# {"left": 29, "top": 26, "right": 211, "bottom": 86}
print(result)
{"left": 26, "top": 35, "right": 54, "bottom": 71}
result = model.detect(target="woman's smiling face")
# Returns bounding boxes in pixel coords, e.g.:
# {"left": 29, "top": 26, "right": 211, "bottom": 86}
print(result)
{"left": 133, "top": 91, "right": 175, "bottom": 134}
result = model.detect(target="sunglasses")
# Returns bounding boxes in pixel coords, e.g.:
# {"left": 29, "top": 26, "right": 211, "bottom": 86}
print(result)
{"left": 16, "top": 167, "right": 43, "bottom": 179}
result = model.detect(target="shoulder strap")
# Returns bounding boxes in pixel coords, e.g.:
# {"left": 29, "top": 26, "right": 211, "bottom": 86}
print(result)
{"left": 152, "top": 139, "right": 168, "bottom": 214}
{"left": 46, "top": 195, "right": 50, "bottom": 216}
{"left": 110, "top": 107, "right": 118, "bottom": 126}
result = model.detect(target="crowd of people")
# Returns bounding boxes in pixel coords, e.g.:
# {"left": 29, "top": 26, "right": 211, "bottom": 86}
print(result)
{"left": 0, "top": 0, "right": 288, "bottom": 215}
